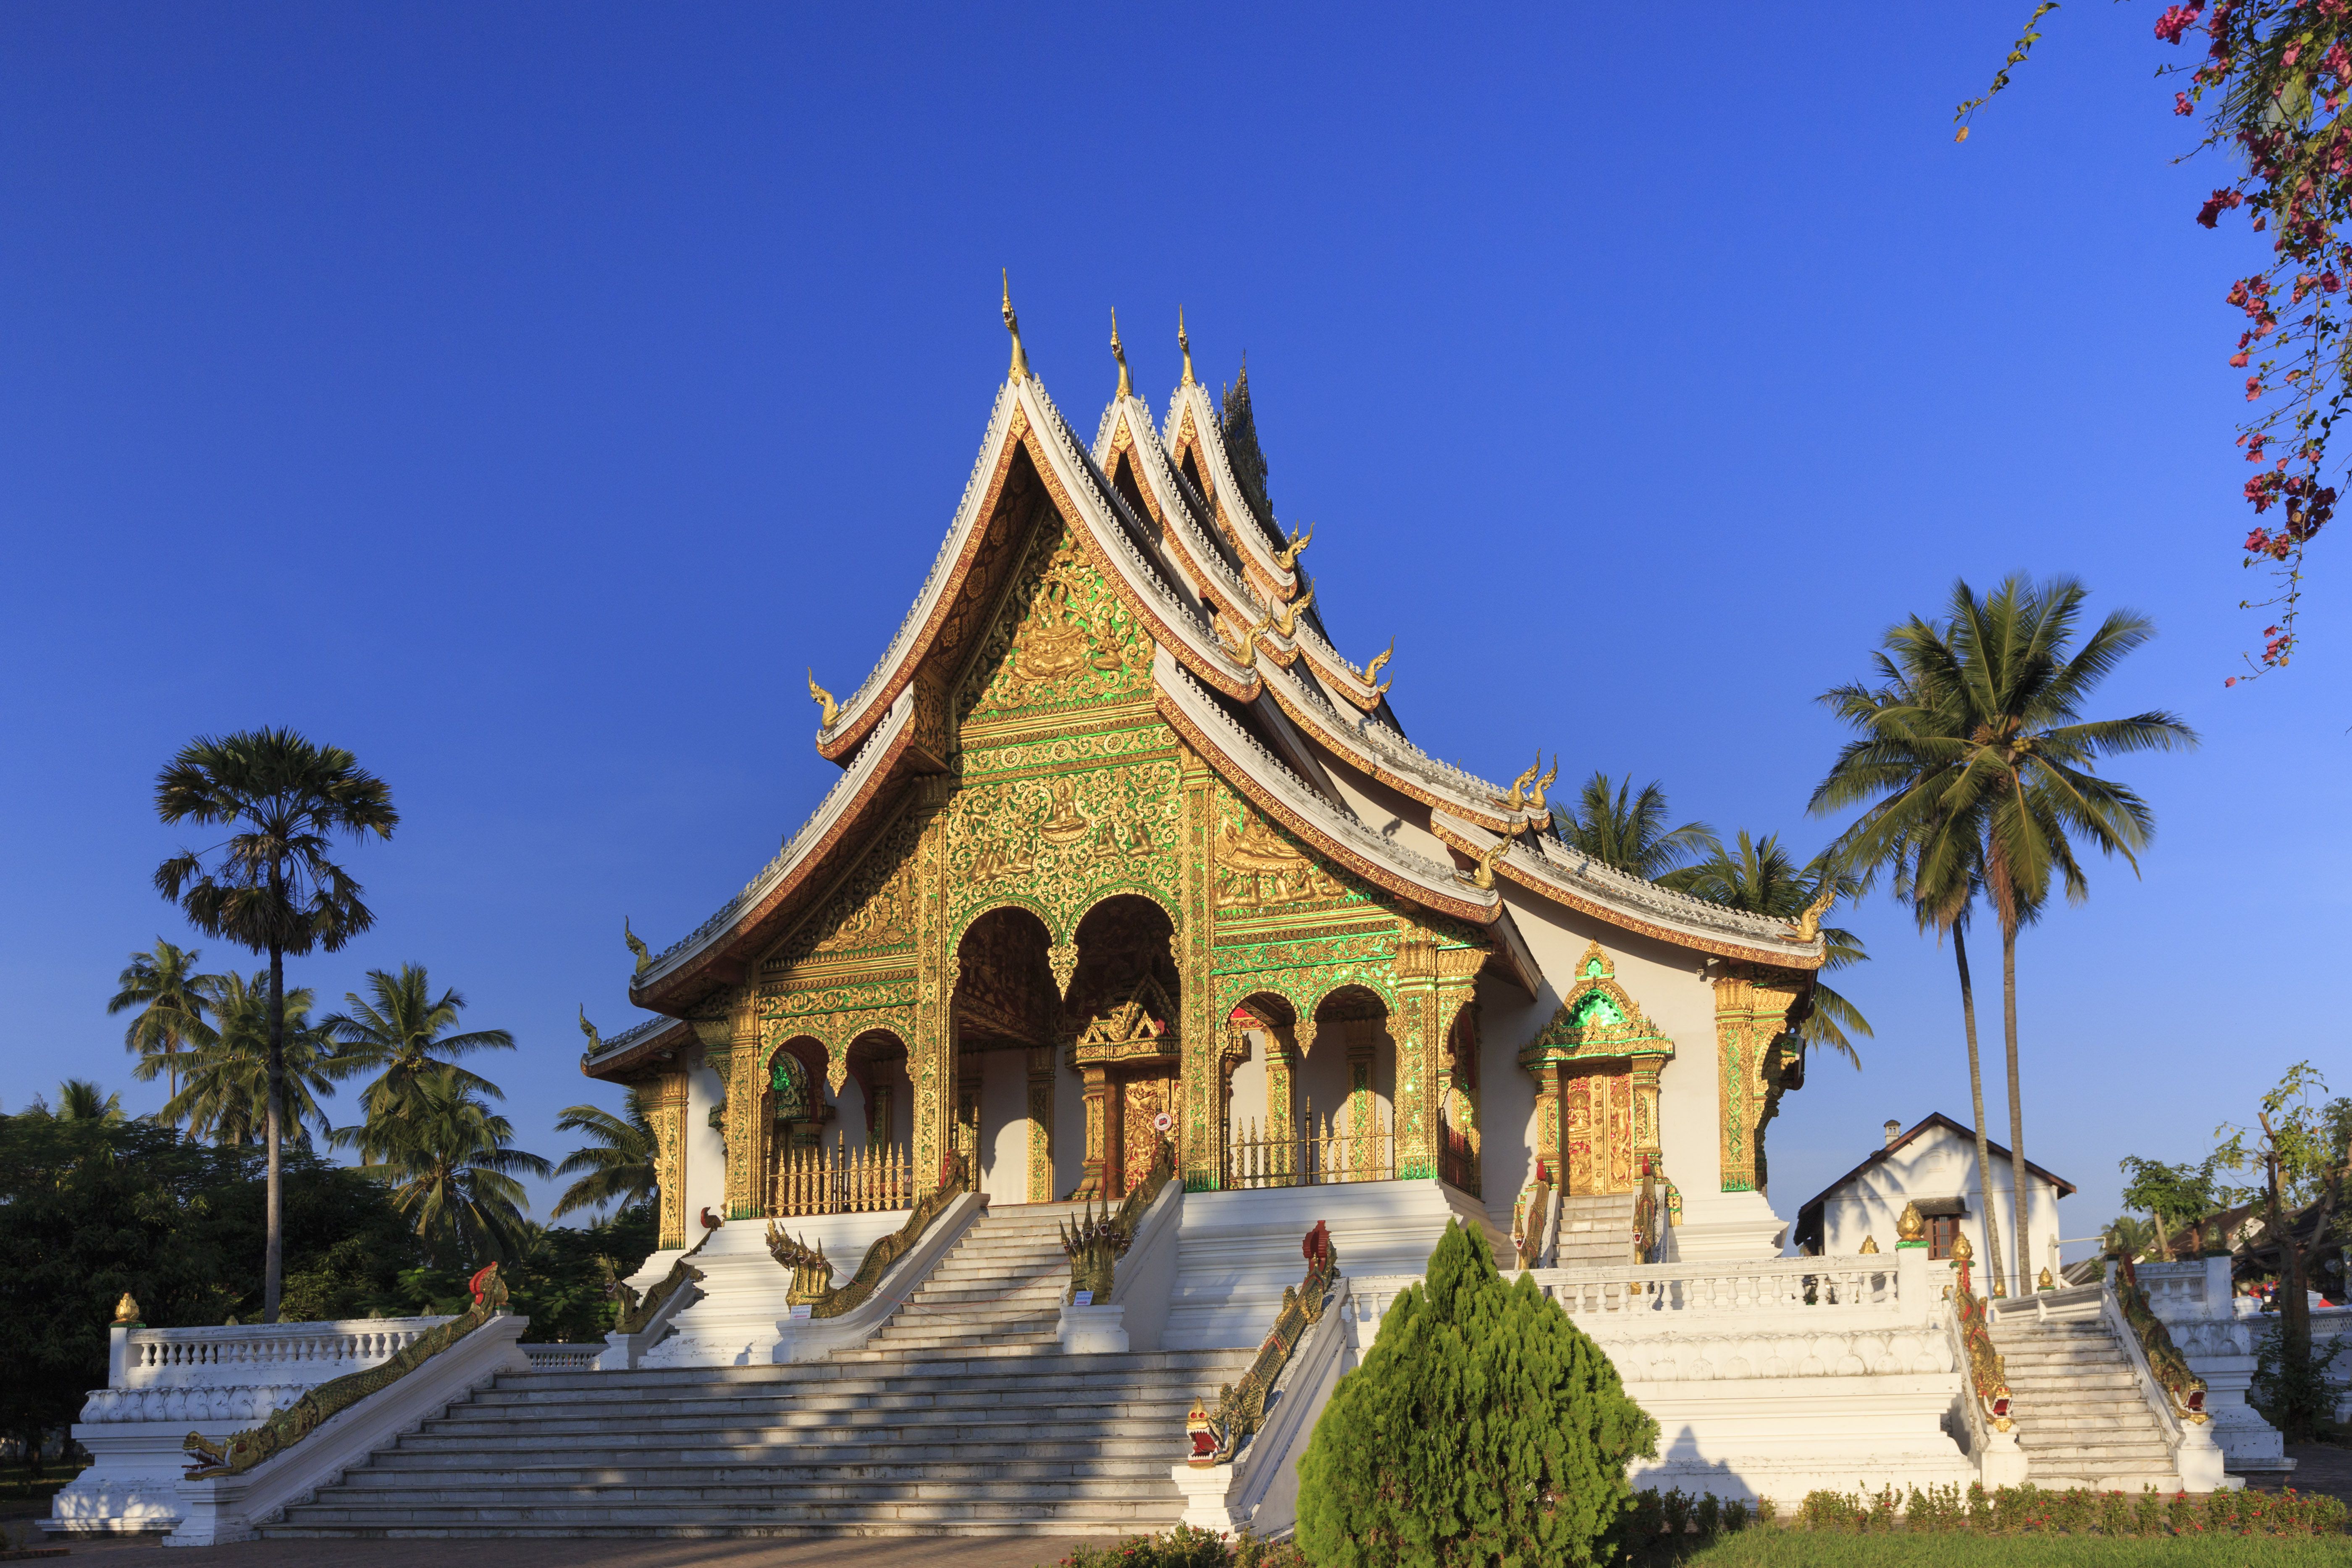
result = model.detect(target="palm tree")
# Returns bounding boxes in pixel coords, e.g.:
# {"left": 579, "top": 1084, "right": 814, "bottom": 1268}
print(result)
{"left": 107, "top": 940, "right": 220, "bottom": 1119}
{"left": 1554, "top": 771, "right": 1718, "bottom": 880}
{"left": 362, "top": 1066, "right": 551, "bottom": 1268}
{"left": 551, "top": 1092, "right": 659, "bottom": 1220}
{"left": 1661, "top": 832, "right": 1873, "bottom": 1066}
{"left": 324, "top": 964, "right": 516, "bottom": 1162}
{"left": 54, "top": 1079, "right": 126, "bottom": 1124}
{"left": 162, "top": 972, "right": 339, "bottom": 1148}
{"left": 1814, "top": 577, "right": 2196, "bottom": 1288}
{"left": 153, "top": 729, "right": 398, "bottom": 1322}
{"left": 1814, "top": 646, "right": 2016, "bottom": 1293}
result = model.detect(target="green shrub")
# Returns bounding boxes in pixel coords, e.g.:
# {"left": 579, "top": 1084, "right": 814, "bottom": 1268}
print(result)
{"left": 1053, "top": 1523, "right": 1235, "bottom": 1568}
{"left": 1294, "top": 1219, "right": 1658, "bottom": 1568}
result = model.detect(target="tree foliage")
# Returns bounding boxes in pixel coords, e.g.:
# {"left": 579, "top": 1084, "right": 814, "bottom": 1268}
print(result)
{"left": 107, "top": 939, "right": 218, "bottom": 1113}
{"left": 2118, "top": 1153, "right": 2225, "bottom": 1258}
{"left": 338, "top": 1065, "right": 550, "bottom": 1268}
{"left": 323, "top": 962, "right": 516, "bottom": 1162}
{"left": 551, "top": 1092, "right": 658, "bottom": 1219}
{"left": 1296, "top": 1221, "right": 1657, "bottom": 1568}
{"left": 160, "top": 972, "right": 339, "bottom": 1146}
{"left": 2212, "top": 1060, "right": 2352, "bottom": 1413}
{"left": 1660, "top": 832, "right": 1873, "bottom": 1065}
{"left": 1553, "top": 772, "right": 1717, "bottom": 882}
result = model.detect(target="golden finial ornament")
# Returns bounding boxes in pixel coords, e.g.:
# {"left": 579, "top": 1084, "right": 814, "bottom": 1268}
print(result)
{"left": 1859, "top": 1235, "right": 1880, "bottom": 1255}
{"left": 1506, "top": 755, "right": 1541, "bottom": 812}
{"left": 1178, "top": 309, "right": 1194, "bottom": 386}
{"left": 1363, "top": 636, "right": 1395, "bottom": 689}
{"left": 1276, "top": 521, "right": 1313, "bottom": 572}
{"left": 625, "top": 918, "right": 651, "bottom": 975}
{"left": 1529, "top": 754, "right": 1559, "bottom": 814}
{"left": 1472, "top": 831, "right": 1514, "bottom": 890}
{"left": 1897, "top": 1200, "right": 1926, "bottom": 1244}
{"left": 1110, "top": 309, "right": 1132, "bottom": 399}
{"left": 1219, "top": 608, "right": 1268, "bottom": 669}
{"left": 1951, "top": 1232, "right": 1974, "bottom": 1263}
{"left": 1002, "top": 271, "right": 1029, "bottom": 382}
{"left": 808, "top": 668, "right": 839, "bottom": 729}
{"left": 1273, "top": 585, "right": 1315, "bottom": 640}
{"left": 112, "top": 1292, "right": 141, "bottom": 1326}
{"left": 1789, "top": 880, "right": 1836, "bottom": 943}
{"left": 2039, "top": 1266, "right": 2055, "bottom": 1291}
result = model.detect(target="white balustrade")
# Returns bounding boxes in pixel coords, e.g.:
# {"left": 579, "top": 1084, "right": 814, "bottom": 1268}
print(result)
{"left": 118, "top": 1319, "right": 442, "bottom": 1387}
{"left": 520, "top": 1342, "right": 602, "bottom": 1372}
{"left": 1523, "top": 1255, "right": 1902, "bottom": 1318}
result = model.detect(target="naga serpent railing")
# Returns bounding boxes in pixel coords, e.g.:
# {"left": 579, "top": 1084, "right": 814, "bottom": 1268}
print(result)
{"left": 765, "top": 1151, "right": 971, "bottom": 1319}
{"left": 181, "top": 1263, "right": 509, "bottom": 1478}
{"left": 1948, "top": 1234, "right": 2014, "bottom": 1435}
{"left": 2115, "top": 1256, "right": 2210, "bottom": 1422}
{"left": 1059, "top": 1137, "right": 1173, "bottom": 1304}
{"left": 1186, "top": 1221, "right": 1339, "bottom": 1466}
{"left": 608, "top": 1226, "right": 714, "bottom": 1337}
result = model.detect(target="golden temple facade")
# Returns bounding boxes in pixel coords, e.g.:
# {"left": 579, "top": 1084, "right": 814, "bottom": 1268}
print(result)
{"left": 585, "top": 299, "right": 1827, "bottom": 1263}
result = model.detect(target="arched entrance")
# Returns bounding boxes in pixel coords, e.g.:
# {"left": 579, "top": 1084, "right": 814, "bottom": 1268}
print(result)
{"left": 1302, "top": 985, "right": 1394, "bottom": 1183}
{"left": 952, "top": 906, "right": 1058, "bottom": 1204}
{"left": 1065, "top": 894, "right": 1180, "bottom": 1199}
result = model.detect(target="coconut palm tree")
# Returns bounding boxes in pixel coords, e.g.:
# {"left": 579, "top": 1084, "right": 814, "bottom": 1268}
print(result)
{"left": 1553, "top": 771, "right": 1718, "bottom": 880}
{"left": 550, "top": 1092, "right": 659, "bottom": 1220}
{"left": 152, "top": 728, "right": 397, "bottom": 1322}
{"left": 1660, "top": 832, "right": 1873, "bottom": 1066}
{"left": 1813, "top": 646, "right": 2016, "bottom": 1292}
{"left": 1813, "top": 577, "right": 2196, "bottom": 1288}
{"left": 365, "top": 1066, "right": 551, "bottom": 1267}
{"left": 162, "top": 973, "right": 339, "bottom": 1148}
{"left": 53, "top": 1079, "right": 126, "bottom": 1123}
{"left": 107, "top": 940, "right": 220, "bottom": 1119}
{"left": 323, "top": 964, "right": 516, "bottom": 1163}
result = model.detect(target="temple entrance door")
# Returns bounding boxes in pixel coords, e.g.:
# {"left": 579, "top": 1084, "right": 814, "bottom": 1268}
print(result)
{"left": 1563, "top": 1061, "right": 1635, "bottom": 1197}
{"left": 1066, "top": 895, "right": 1181, "bottom": 1200}
{"left": 951, "top": 907, "right": 1059, "bottom": 1204}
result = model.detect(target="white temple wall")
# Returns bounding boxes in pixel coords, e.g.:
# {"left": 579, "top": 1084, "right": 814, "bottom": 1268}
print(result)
{"left": 1310, "top": 751, "right": 1456, "bottom": 872}
{"left": 976, "top": 1047, "right": 1028, "bottom": 1202}
{"left": 1819, "top": 1122, "right": 2068, "bottom": 1283}
{"left": 833, "top": 1077, "right": 870, "bottom": 1155}
{"left": 684, "top": 1045, "right": 727, "bottom": 1230}
{"left": 1228, "top": 1028, "right": 1269, "bottom": 1138}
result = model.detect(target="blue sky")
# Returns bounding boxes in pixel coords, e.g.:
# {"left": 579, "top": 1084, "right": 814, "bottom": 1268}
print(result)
{"left": 3, "top": 5, "right": 2344, "bottom": 1253}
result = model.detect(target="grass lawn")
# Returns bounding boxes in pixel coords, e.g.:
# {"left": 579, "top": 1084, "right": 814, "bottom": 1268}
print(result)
{"left": 1683, "top": 1531, "right": 2352, "bottom": 1566}
{"left": 0, "top": 1474, "right": 71, "bottom": 1521}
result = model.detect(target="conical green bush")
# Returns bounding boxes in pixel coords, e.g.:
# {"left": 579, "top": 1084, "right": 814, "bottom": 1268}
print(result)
{"left": 1296, "top": 1219, "right": 1657, "bottom": 1567}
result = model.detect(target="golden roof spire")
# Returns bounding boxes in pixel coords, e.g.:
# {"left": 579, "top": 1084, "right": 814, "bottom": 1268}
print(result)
{"left": 1110, "top": 308, "right": 1131, "bottom": 399}
{"left": 1178, "top": 309, "right": 1194, "bottom": 386}
{"left": 1002, "top": 270, "right": 1029, "bottom": 383}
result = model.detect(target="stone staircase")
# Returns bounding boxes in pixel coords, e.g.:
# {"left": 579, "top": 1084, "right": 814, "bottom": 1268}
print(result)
{"left": 1990, "top": 1315, "right": 2181, "bottom": 1489}
{"left": 261, "top": 1203, "right": 1254, "bottom": 1538}
{"left": 1555, "top": 1193, "right": 1638, "bottom": 1269}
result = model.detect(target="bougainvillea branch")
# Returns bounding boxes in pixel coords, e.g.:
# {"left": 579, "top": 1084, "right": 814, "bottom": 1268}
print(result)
{"left": 1953, "top": 5, "right": 2064, "bottom": 143}
{"left": 1962, "top": 3, "right": 2348, "bottom": 681}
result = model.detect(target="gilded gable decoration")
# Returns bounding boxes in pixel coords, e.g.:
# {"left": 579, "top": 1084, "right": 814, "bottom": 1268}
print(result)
{"left": 1521, "top": 943, "right": 1677, "bottom": 1069}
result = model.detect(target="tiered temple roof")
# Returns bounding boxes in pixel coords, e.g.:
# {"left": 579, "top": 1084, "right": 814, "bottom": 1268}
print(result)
{"left": 587, "top": 313, "right": 1820, "bottom": 1078}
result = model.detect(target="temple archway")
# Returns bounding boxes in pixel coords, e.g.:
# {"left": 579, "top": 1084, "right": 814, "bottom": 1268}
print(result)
{"left": 952, "top": 906, "right": 1058, "bottom": 1203}
{"left": 1303, "top": 985, "right": 1395, "bottom": 1182}
{"left": 1223, "top": 992, "right": 1299, "bottom": 1188}
{"left": 1065, "top": 894, "right": 1180, "bottom": 1199}
{"left": 761, "top": 1034, "right": 831, "bottom": 1216}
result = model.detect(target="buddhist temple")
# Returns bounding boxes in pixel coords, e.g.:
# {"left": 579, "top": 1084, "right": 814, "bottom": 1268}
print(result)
{"left": 580, "top": 289, "right": 1830, "bottom": 1269}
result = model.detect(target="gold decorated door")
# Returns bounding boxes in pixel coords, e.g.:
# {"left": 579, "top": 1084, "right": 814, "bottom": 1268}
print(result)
{"left": 1563, "top": 1062, "right": 1635, "bottom": 1196}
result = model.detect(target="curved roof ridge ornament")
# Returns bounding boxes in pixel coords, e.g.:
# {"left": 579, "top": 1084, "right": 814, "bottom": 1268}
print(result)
{"left": 1110, "top": 308, "right": 1131, "bottom": 400}
{"left": 1178, "top": 308, "right": 1194, "bottom": 387}
{"left": 1364, "top": 637, "right": 1396, "bottom": 694}
{"left": 808, "top": 668, "right": 839, "bottom": 730}
{"left": 1276, "top": 520, "right": 1313, "bottom": 573}
{"left": 1003, "top": 271, "right": 1029, "bottom": 382}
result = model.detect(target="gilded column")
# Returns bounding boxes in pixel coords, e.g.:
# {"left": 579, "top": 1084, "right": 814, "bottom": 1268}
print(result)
{"left": 1076, "top": 1064, "right": 1116, "bottom": 1199}
{"left": 1711, "top": 963, "right": 1806, "bottom": 1194}
{"left": 956, "top": 1061, "right": 982, "bottom": 1174}
{"left": 1263, "top": 1022, "right": 1297, "bottom": 1182}
{"left": 909, "top": 790, "right": 956, "bottom": 1195}
{"left": 1389, "top": 928, "right": 1437, "bottom": 1183}
{"left": 651, "top": 1068, "right": 691, "bottom": 1249}
{"left": 1026, "top": 1046, "right": 1055, "bottom": 1203}
{"left": 703, "top": 1001, "right": 761, "bottom": 1222}
{"left": 1431, "top": 947, "right": 1483, "bottom": 1185}
{"left": 1177, "top": 743, "right": 1218, "bottom": 1190}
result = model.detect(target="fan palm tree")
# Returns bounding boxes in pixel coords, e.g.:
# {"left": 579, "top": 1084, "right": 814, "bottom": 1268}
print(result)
{"left": 54, "top": 1079, "right": 126, "bottom": 1124}
{"left": 367, "top": 1066, "right": 551, "bottom": 1268}
{"left": 323, "top": 964, "right": 515, "bottom": 1163}
{"left": 1813, "top": 576, "right": 2196, "bottom": 1289}
{"left": 163, "top": 972, "right": 339, "bottom": 1148}
{"left": 153, "top": 728, "right": 397, "bottom": 1321}
{"left": 550, "top": 1092, "right": 658, "bottom": 1219}
{"left": 1554, "top": 771, "right": 1718, "bottom": 880}
{"left": 1661, "top": 832, "right": 1873, "bottom": 1066}
{"left": 107, "top": 940, "right": 220, "bottom": 1119}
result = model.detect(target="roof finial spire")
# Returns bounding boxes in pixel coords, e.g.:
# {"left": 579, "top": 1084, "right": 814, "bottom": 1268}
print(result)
{"left": 1110, "top": 308, "right": 1131, "bottom": 399}
{"left": 1178, "top": 308, "right": 1194, "bottom": 387}
{"left": 1002, "top": 270, "right": 1029, "bottom": 382}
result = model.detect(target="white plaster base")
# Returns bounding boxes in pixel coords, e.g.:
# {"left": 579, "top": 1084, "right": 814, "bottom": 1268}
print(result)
{"left": 1624, "top": 1374, "right": 1975, "bottom": 1502}
{"left": 639, "top": 1209, "right": 910, "bottom": 1368}
{"left": 1058, "top": 1303, "right": 1129, "bottom": 1355}
{"left": 1170, "top": 1462, "right": 1245, "bottom": 1532}
{"left": 1666, "top": 1190, "right": 1788, "bottom": 1262}
{"left": 45, "top": 1426, "right": 239, "bottom": 1535}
